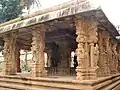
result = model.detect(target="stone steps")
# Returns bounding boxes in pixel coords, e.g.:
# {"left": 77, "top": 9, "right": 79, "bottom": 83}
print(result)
{"left": 0, "top": 76, "right": 84, "bottom": 90}
{"left": 93, "top": 74, "right": 120, "bottom": 90}
{"left": 112, "top": 84, "right": 120, "bottom": 90}
{"left": 0, "top": 74, "right": 120, "bottom": 90}
{"left": 101, "top": 77, "right": 120, "bottom": 90}
{"left": 0, "top": 87, "right": 16, "bottom": 90}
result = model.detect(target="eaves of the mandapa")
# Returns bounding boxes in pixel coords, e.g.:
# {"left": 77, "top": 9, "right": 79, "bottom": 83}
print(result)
{"left": 0, "top": 0, "right": 119, "bottom": 37}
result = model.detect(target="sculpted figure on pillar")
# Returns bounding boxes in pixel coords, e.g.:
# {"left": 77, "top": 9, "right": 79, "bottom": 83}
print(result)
{"left": 87, "top": 22, "right": 99, "bottom": 69}
{"left": 76, "top": 43, "right": 85, "bottom": 68}
{"left": 75, "top": 19, "right": 87, "bottom": 68}
{"left": 92, "top": 44, "right": 99, "bottom": 68}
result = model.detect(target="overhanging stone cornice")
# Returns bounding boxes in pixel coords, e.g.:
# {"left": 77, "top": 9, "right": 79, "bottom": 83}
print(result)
{"left": 0, "top": 0, "right": 97, "bottom": 34}
{"left": 0, "top": 0, "right": 119, "bottom": 37}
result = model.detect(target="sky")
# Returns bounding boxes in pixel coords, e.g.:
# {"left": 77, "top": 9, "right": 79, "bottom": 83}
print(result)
{"left": 100, "top": 0, "right": 120, "bottom": 26}
{"left": 29, "top": 0, "right": 120, "bottom": 26}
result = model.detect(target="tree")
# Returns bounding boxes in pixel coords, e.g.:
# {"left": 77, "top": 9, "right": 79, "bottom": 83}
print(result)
{"left": 0, "top": 0, "right": 22, "bottom": 22}
{"left": 20, "top": 0, "right": 41, "bottom": 13}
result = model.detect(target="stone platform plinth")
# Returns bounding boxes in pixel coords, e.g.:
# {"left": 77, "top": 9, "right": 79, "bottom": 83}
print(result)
{"left": 0, "top": 74, "right": 119, "bottom": 90}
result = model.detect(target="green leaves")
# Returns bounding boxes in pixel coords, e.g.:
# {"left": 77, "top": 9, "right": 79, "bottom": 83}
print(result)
{"left": 0, "top": 0, "right": 22, "bottom": 22}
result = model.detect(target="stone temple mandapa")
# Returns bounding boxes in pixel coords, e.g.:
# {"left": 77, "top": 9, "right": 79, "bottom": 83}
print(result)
{"left": 0, "top": 0, "right": 120, "bottom": 90}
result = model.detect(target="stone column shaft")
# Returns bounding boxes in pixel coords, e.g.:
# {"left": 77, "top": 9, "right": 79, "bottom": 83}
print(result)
{"left": 90, "top": 43, "right": 94, "bottom": 67}
{"left": 31, "top": 25, "right": 46, "bottom": 77}
{"left": 111, "top": 41, "right": 118, "bottom": 74}
{"left": 16, "top": 45, "right": 21, "bottom": 72}
{"left": 117, "top": 44, "right": 120, "bottom": 73}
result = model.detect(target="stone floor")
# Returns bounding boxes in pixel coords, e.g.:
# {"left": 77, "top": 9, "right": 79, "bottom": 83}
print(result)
{"left": 16, "top": 72, "right": 76, "bottom": 80}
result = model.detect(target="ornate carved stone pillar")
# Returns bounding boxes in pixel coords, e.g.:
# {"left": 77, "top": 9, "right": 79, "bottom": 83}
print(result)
{"left": 31, "top": 25, "right": 46, "bottom": 77}
{"left": 58, "top": 41, "right": 71, "bottom": 75}
{"left": 117, "top": 44, "right": 120, "bottom": 73}
{"left": 46, "top": 48, "right": 52, "bottom": 67}
{"left": 75, "top": 19, "right": 99, "bottom": 80}
{"left": 97, "top": 30, "right": 111, "bottom": 76}
{"left": 16, "top": 43, "right": 21, "bottom": 72}
{"left": 111, "top": 40, "right": 118, "bottom": 74}
{"left": 3, "top": 33, "right": 19, "bottom": 75}
{"left": 107, "top": 38, "right": 113, "bottom": 75}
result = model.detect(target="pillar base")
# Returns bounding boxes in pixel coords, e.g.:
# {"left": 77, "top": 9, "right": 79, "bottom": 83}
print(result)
{"left": 76, "top": 67, "right": 97, "bottom": 80}
{"left": 31, "top": 71, "right": 47, "bottom": 77}
{"left": 5, "top": 63, "right": 17, "bottom": 75}
{"left": 97, "top": 66, "right": 110, "bottom": 77}
{"left": 31, "top": 63, "right": 47, "bottom": 77}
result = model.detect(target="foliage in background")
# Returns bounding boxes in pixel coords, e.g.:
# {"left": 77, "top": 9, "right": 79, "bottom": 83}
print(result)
{"left": 20, "top": 0, "right": 41, "bottom": 12}
{"left": 0, "top": 0, "right": 22, "bottom": 22}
